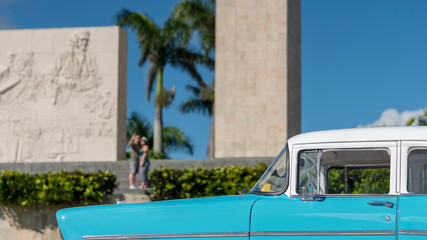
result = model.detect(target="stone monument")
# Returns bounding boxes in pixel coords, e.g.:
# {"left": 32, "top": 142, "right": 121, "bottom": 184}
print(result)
{"left": 215, "top": 0, "right": 301, "bottom": 158}
{"left": 0, "top": 26, "right": 127, "bottom": 162}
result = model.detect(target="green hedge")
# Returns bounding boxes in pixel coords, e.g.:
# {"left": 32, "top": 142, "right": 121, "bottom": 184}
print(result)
{"left": 148, "top": 163, "right": 267, "bottom": 201}
{"left": 0, "top": 170, "right": 117, "bottom": 206}
{"left": 329, "top": 168, "right": 390, "bottom": 194}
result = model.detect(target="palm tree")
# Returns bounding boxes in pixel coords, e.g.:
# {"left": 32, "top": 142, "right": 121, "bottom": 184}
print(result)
{"left": 179, "top": 81, "right": 214, "bottom": 158}
{"left": 174, "top": 0, "right": 216, "bottom": 158}
{"left": 127, "top": 112, "right": 152, "bottom": 142}
{"left": 116, "top": 8, "right": 206, "bottom": 155}
{"left": 126, "top": 111, "right": 193, "bottom": 158}
{"left": 406, "top": 109, "right": 427, "bottom": 126}
{"left": 174, "top": 0, "right": 215, "bottom": 58}
{"left": 163, "top": 126, "right": 194, "bottom": 156}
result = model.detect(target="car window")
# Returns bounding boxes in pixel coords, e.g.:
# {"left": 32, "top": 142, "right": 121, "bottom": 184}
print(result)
{"left": 251, "top": 145, "right": 289, "bottom": 195}
{"left": 407, "top": 148, "right": 427, "bottom": 194}
{"left": 297, "top": 150, "right": 319, "bottom": 194}
{"left": 297, "top": 148, "right": 390, "bottom": 195}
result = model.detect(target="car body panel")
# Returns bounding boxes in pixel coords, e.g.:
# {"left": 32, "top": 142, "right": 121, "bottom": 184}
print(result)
{"left": 57, "top": 195, "right": 259, "bottom": 240}
{"left": 251, "top": 195, "right": 397, "bottom": 239}
{"left": 399, "top": 195, "right": 427, "bottom": 239}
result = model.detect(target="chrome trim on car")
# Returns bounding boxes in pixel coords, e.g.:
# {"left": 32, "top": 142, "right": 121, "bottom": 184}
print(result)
{"left": 400, "top": 230, "right": 427, "bottom": 235}
{"left": 82, "top": 232, "right": 249, "bottom": 240}
{"left": 291, "top": 194, "right": 397, "bottom": 198}
{"left": 250, "top": 230, "right": 396, "bottom": 236}
{"left": 82, "top": 230, "right": 398, "bottom": 239}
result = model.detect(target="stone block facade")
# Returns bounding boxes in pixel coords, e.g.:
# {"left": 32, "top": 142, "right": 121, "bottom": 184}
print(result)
{"left": 215, "top": 0, "right": 301, "bottom": 157}
{"left": 0, "top": 26, "right": 127, "bottom": 162}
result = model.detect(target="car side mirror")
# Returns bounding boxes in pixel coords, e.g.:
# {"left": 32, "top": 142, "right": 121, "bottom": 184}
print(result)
{"left": 300, "top": 187, "right": 326, "bottom": 201}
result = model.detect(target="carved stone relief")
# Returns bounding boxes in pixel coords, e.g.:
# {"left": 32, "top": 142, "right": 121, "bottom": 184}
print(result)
{"left": 0, "top": 52, "right": 39, "bottom": 103}
{"left": 0, "top": 27, "right": 125, "bottom": 162}
{"left": 49, "top": 31, "right": 102, "bottom": 106}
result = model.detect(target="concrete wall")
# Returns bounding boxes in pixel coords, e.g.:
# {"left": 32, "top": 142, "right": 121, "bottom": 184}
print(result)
{"left": 215, "top": 0, "right": 301, "bottom": 158}
{"left": 0, "top": 194, "right": 146, "bottom": 240}
{"left": 0, "top": 26, "right": 127, "bottom": 163}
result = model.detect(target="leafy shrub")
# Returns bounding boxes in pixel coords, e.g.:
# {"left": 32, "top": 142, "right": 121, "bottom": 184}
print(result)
{"left": 328, "top": 168, "right": 390, "bottom": 194}
{"left": 149, "top": 150, "right": 166, "bottom": 159}
{"left": 0, "top": 170, "right": 117, "bottom": 206}
{"left": 148, "top": 163, "right": 267, "bottom": 201}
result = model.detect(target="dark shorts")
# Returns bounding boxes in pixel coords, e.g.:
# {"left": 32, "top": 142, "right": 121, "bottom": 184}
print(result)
{"left": 129, "top": 159, "right": 139, "bottom": 174}
{"left": 140, "top": 161, "right": 150, "bottom": 181}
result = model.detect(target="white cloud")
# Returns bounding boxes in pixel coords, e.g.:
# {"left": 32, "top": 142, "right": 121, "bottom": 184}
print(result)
{"left": 359, "top": 108, "right": 425, "bottom": 127}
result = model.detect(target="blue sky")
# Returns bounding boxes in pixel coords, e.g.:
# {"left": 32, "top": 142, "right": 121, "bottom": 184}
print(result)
{"left": 1, "top": 0, "right": 427, "bottom": 159}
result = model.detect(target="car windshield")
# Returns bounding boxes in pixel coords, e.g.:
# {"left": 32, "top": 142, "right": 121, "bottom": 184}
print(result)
{"left": 250, "top": 144, "right": 289, "bottom": 194}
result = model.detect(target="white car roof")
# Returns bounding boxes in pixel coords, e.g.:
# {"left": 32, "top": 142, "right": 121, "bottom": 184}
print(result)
{"left": 288, "top": 126, "right": 427, "bottom": 145}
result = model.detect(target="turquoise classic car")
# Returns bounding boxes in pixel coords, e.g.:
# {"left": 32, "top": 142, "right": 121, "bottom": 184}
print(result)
{"left": 57, "top": 127, "right": 427, "bottom": 239}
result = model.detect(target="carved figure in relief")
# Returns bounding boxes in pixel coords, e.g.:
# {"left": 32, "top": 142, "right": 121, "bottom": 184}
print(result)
{"left": 9, "top": 115, "right": 42, "bottom": 162}
{"left": 98, "top": 92, "right": 115, "bottom": 119}
{"left": 81, "top": 91, "right": 115, "bottom": 119}
{"left": 98, "top": 122, "right": 114, "bottom": 136}
{"left": 8, "top": 115, "right": 81, "bottom": 162}
{"left": 0, "top": 52, "right": 37, "bottom": 103}
{"left": 0, "top": 29, "right": 118, "bottom": 163}
{"left": 51, "top": 30, "right": 102, "bottom": 105}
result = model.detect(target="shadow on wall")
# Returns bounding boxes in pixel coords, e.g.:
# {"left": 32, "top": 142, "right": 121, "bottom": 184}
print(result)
{"left": 0, "top": 205, "right": 64, "bottom": 233}
{"left": 0, "top": 195, "right": 127, "bottom": 235}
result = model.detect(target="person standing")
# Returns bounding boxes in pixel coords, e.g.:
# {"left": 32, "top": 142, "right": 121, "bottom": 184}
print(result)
{"left": 139, "top": 136, "right": 150, "bottom": 189}
{"left": 128, "top": 134, "right": 141, "bottom": 189}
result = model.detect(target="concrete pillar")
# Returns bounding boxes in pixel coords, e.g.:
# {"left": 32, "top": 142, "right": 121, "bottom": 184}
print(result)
{"left": 215, "top": 0, "right": 301, "bottom": 158}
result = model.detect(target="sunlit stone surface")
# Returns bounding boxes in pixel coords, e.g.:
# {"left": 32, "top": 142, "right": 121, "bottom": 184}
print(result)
{"left": 0, "top": 26, "right": 127, "bottom": 162}
{"left": 215, "top": 0, "right": 301, "bottom": 157}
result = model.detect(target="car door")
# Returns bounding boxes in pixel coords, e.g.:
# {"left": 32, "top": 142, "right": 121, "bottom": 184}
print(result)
{"left": 398, "top": 141, "right": 427, "bottom": 239}
{"left": 251, "top": 142, "right": 398, "bottom": 239}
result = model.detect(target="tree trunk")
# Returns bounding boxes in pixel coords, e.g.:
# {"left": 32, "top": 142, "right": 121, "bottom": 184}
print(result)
{"left": 153, "top": 68, "right": 164, "bottom": 154}
{"left": 207, "top": 103, "right": 215, "bottom": 159}
{"left": 153, "top": 104, "right": 163, "bottom": 154}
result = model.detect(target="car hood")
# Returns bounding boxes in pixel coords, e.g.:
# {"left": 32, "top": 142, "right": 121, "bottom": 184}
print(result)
{"left": 57, "top": 195, "right": 260, "bottom": 240}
